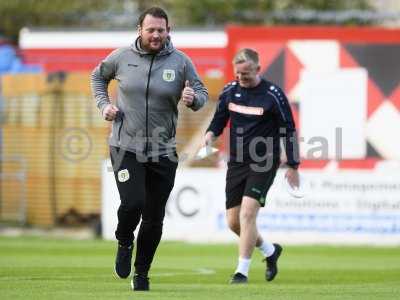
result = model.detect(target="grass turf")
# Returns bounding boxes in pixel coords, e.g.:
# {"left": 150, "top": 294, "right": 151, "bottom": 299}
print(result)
{"left": 0, "top": 236, "right": 399, "bottom": 300}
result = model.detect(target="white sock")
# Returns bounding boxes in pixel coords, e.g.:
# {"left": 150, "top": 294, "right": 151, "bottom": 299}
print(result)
{"left": 235, "top": 257, "right": 251, "bottom": 277}
{"left": 258, "top": 240, "right": 275, "bottom": 257}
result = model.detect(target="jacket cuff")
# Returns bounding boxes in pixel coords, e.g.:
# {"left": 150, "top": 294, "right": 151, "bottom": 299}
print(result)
{"left": 99, "top": 102, "right": 110, "bottom": 114}
{"left": 187, "top": 95, "right": 198, "bottom": 110}
{"left": 286, "top": 162, "right": 299, "bottom": 170}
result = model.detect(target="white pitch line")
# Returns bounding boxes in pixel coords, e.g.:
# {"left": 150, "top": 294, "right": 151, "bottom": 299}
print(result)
{"left": 151, "top": 268, "right": 216, "bottom": 277}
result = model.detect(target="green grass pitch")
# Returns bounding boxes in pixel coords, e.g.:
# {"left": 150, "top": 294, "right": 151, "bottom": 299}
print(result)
{"left": 0, "top": 236, "right": 399, "bottom": 299}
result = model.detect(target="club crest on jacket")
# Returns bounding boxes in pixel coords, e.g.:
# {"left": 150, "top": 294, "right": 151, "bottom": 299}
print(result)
{"left": 162, "top": 69, "right": 175, "bottom": 82}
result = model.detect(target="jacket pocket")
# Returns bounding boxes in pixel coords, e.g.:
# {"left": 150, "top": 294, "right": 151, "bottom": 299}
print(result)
{"left": 114, "top": 113, "right": 124, "bottom": 143}
{"left": 117, "top": 119, "right": 124, "bottom": 142}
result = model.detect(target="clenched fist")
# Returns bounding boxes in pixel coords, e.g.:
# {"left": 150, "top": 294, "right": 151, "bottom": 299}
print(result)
{"left": 102, "top": 104, "right": 119, "bottom": 121}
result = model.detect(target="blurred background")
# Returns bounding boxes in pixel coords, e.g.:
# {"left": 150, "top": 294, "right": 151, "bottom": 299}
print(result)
{"left": 0, "top": 0, "right": 400, "bottom": 245}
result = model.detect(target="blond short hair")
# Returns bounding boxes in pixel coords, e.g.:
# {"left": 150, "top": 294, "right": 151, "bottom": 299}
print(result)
{"left": 232, "top": 48, "right": 259, "bottom": 65}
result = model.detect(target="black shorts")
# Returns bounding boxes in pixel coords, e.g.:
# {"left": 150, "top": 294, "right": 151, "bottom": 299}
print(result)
{"left": 225, "top": 160, "right": 279, "bottom": 209}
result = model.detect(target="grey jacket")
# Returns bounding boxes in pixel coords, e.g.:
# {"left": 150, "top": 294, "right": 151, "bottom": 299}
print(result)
{"left": 91, "top": 37, "right": 208, "bottom": 158}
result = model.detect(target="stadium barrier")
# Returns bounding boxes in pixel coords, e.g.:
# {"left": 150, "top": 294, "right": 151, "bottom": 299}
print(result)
{"left": 0, "top": 72, "right": 221, "bottom": 226}
{"left": 102, "top": 163, "right": 400, "bottom": 245}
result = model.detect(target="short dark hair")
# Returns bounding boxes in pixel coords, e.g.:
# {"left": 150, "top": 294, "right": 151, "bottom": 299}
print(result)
{"left": 137, "top": 7, "right": 169, "bottom": 27}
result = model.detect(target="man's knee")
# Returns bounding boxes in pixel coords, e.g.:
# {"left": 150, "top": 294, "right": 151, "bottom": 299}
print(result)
{"left": 118, "top": 201, "right": 143, "bottom": 213}
{"left": 140, "top": 219, "right": 164, "bottom": 233}
{"left": 226, "top": 206, "right": 240, "bottom": 233}
{"left": 240, "top": 210, "right": 257, "bottom": 223}
{"left": 239, "top": 198, "right": 259, "bottom": 223}
{"left": 227, "top": 216, "right": 240, "bottom": 233}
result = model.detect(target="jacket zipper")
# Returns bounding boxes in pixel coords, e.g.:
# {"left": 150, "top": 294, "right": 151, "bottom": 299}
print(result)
{"left": 144, "top": 55, "right": 156, "bottom": 155}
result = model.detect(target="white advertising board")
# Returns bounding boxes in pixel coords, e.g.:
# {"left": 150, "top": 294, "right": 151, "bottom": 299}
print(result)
{"left": 102, "top": 161, "right": 400, "bottom": 245}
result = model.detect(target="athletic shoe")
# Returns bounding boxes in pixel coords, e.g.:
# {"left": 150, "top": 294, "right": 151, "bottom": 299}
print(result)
{"left": 114, "top": 244, "right": 133, "bottom": 279}
{"left": 264, "top": 243, "right": 283, "bottom": 281}
{"left": 131, "top": 273, "right": 150, "bottom": 291}
{"left": 229, "top": 272, "right": 248, "bottom": 284}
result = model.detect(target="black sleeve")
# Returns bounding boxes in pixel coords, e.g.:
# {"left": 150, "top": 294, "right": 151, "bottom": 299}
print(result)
{"left": 270, "top": 87, "right": 300, "bottom": 169}
{"left": 206, "top": 90, "right": 230, "bottom": 137}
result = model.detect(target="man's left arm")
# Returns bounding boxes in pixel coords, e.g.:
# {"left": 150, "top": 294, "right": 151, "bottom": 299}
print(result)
{"left": 183, "top": 56, "right": 208, "bottom": 111}
{"left": 270, "top": 86, "right": 301, "bottom": 187}
{"left": 271, "top": 87, "right": 300, "bottom": 170}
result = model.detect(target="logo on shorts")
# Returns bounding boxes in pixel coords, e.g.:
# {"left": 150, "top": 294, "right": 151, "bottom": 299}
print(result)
{"left": 118, "top": 169, "right": 130, "bottom": 182}
{"left": 163, "top": 69, "right": 175, "bottom": 82}
{"left": 251, "top": 187, "right": 261, "bottom": 194}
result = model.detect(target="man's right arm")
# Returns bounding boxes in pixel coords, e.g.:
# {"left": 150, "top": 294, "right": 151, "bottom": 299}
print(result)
{"left": 205, "top": 90, "right": 230, "bottom": 144}
{"left": 91, "top": 49, "right": 122, "bottom": 118}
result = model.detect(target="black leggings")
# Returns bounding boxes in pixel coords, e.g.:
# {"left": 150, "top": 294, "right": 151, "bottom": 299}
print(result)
{"left": 110, "top": 147, "right": 178, "bottom": 275}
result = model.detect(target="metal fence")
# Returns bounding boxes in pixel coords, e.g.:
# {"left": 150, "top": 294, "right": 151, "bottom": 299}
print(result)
{"left": 0, "top": 72, "right": 110, "bottom": 226}
{"left": 0, "top": 72, "right": 221, "bottom": 227}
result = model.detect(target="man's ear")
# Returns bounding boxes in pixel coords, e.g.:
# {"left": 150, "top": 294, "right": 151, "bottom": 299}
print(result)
{"left": 167, "top": 26, "right": 171, "bottom": 34}
{"left": 256, "top": 65, "right": 261, "bottom": 72}
{"left": 137, "top": 25, "right": 142, "bottom": 36}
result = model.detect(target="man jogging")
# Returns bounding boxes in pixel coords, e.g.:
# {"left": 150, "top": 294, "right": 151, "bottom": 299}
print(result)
{"left": 91, "top": 7, "right": 208, "bottom": 291}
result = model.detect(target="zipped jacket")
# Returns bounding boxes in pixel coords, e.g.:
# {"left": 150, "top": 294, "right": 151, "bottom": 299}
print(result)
{"left": 91, "top": 37, "right": 208, "bottom": 157}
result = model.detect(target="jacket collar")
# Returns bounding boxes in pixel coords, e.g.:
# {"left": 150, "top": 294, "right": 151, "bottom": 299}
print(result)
{"left": 131, "top": 36, "right": 174, "bottom": 56}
